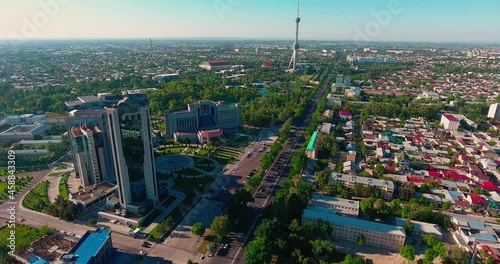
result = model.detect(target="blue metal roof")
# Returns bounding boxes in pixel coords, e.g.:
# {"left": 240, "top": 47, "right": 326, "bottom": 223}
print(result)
{"left": 72, "top": 228, "right": 111, "bottom": 264}
{"left": 28, "top": 256, "right": 50, "bottom": 264}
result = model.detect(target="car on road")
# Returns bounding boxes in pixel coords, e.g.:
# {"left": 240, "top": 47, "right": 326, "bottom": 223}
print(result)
{"left": 200, "top": 255, "right": 205, "bottom": 260}
{"left": 139, "top": 250, "right": 147, "bottom": 255}
{"left": 223, "top": 244, "right": 228, "bottom": 249}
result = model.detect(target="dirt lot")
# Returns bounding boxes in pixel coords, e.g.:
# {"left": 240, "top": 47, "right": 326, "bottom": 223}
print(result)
{"left": 33, "top": 235, "right": 75, "bottom": 261}
{"left": 334, "top": 240, "right": 410, "bottom": 264}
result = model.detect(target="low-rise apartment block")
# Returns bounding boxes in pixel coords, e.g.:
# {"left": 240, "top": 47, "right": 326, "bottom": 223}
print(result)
{"left": 330, "top": 172, "right": 394, "bottom": 200}
{"left": 302, "top": 208, "right": 406, "bottom": 251}
{"left": 309, "top": 193, "right": 359, "bottom": 217}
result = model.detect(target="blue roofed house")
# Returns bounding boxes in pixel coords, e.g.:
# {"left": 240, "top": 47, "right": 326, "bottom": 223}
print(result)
{"left": 452, "top": 217, "right": 500, "bottom": 245}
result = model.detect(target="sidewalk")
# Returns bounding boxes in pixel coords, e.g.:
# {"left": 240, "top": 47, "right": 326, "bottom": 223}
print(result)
{"left": 144, "top": 190, "right": 186, "bottom": 233}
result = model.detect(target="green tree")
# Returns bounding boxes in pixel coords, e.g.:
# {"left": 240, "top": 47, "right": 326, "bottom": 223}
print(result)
{"left": 87, "top": 218, "right": 97, "bottom": 227}
{"left": 404, "top": 218, "right": 414, "bottom": 235}
{"left": 356, "top": 235, "right": 366, "bottom": 246}
{"left": 444, "top": 246, "right": 472, "bottom": 264}
{"left": 191, "top": 222, "right": 205, "bottom": 237}
{"left": 244, "top": 236, "right": 272, "bottom": 264}
{"left": 374, "top": 164, "right": 385, "bottom": 176}
{"left": 486, "top": 257, "right": 495, "bottom": 264}
{"left": 210, "top": 215, "right": 232, "bottom": 241}
{"left": 360, "top": 198, "right": 376, "bottom": 220}
{"left": 342, "top": 254, "right": 366, "bottom": 264}
{"left": 442, "top": 201, "right": 452, "bottom": 210}
{"left": 315, "top": 170, "right": 330, "bottom": 190}
{"left": 400, "top": 245, "right": 417, "bottom": 261}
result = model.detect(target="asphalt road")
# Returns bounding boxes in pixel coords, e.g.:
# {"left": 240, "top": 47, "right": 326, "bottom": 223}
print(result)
{"left": 208, "top": 64, "right": 339, "bottom": 264}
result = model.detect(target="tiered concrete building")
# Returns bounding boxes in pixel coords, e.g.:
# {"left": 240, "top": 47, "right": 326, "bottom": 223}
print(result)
{"left": 164, "top": 100, "right": 241, "bottom": 142}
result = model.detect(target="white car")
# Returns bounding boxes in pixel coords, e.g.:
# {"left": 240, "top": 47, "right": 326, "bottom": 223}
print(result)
{"left": 139, "top": 250, "right": 147, "bottom": 255}
{"left": 223, "top": 244, "right": 228, "bottom": 249}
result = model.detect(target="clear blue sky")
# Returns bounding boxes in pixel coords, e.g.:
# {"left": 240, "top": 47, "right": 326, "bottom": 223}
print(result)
{"left": 1, "top": 0, "right": 499, "bottom": 42}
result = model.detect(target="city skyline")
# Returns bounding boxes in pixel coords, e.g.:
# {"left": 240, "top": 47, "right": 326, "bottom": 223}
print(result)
{"left": 1, "top": 0, "right": 500, "bottom": 43}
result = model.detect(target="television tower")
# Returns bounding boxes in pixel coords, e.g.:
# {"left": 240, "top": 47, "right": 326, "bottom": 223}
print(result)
{"left": 288, "top": 0, "right": 301, "bottom": 72}
{"left": 149, "top": 37, "right": 153, "bottom": 49}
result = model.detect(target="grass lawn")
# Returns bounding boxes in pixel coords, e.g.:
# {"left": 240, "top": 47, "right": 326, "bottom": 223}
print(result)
{"left": 58, "top": 174, "right": 70, "bottom": 200}
{"left": 216, "top": 150, "right": 240, "bottom": 157}
{"left": 48, "top": 172, "right": 62, "bottom": 177}
{"left": 157, "top": 147, "right": 186, "bottom": 154}
{"left": 195, "top": 148, "right": 209, "bottom": 156}
{"left": 129, "top": 225, "right": 146, "bottom": 231}
{"left": 197, "top": 236, "right": 216, "bottom": 255}
{"left": 0, "top": 168, "right": 28, "bottom": 176}
{"left": 176, "top": 168, "right": 202, "bottom": 176}
{"left": 0, "top": 177, "right": 33, "bottom": 201}
{"left": 22, "top": 181, "right": 50, "bottom": 212}
{"left": 56, "top": 164, "right": 67, "bottom": 170}
{"left": 300, "top": 74, "right": 315, "bottom": 82}
{"left": 0, "top": 225, "right": 54, "bottom": 253}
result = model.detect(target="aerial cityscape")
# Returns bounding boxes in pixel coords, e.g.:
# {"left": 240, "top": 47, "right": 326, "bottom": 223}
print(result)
{"left": 1, "top": 0, "right": 500, "bottom": 264}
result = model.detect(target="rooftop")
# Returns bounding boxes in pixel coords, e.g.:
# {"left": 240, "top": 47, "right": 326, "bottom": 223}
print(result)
{"left": 307, "top": 131, "right": 319, "bottom": 151}
{"left": 443, "top": 114, "right": 459, "bottom": 122}
{"left": 303, "top": 209, "right": 406, "bottom": 237}
{"left": 63, "top": 228, "right": 111, "bottom": 264}
{"left": 331, "top": 172, "right": 394, "bottom": 189}
{"left": 310, "top": 193, "right": 359, "bottom": 210}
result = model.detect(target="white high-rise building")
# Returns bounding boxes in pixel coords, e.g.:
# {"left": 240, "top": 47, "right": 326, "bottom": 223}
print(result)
{"left": 488, "top": 103, "right": 500, "bottom": 120}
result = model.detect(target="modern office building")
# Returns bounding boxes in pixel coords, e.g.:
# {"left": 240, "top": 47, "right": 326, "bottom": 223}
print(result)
{"left": 60, "top": 228, "right": 113, "bottom": 264}
{"left": 164, "top": 100, "right": 241, "bottom": 141}
{"left": 199, "top": 60, "right": 231, "bottom": 71}
{"left": 106, "top": 93, "right": 159, "bottom": 215}
{"left": 66, "top": 93, "right": 164, "bottom": 216}
{"left": 302, "top": 208, "right": 406, "bottom": 251}
{"left": 330, "top": 173, "right": 394, "bottom": 200}
{"left": 488, "top": 103, "right": 500, "bottom": 120}
{"left": 309, "top": 193, "right": 359, "bottom": 217}
{"left": 66, "top": 110, "right": 116, "bottom": 187}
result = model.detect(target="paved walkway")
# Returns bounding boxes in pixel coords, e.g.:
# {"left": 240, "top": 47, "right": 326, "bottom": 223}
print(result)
{"left": 143, "top": 190, "right": 186, "bottom": 233}
{"left": 47, "top": 176, "right": 62, "bottom": 203}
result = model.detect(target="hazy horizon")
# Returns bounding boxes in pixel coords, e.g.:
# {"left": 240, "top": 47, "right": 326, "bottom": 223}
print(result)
{"left": 1, "top": 0, "right": 500, "bottom": 43}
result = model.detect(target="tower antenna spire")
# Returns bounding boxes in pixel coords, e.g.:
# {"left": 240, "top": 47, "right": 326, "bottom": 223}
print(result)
{"left": 288, "top": 0, "right": 301, "bottom": 73}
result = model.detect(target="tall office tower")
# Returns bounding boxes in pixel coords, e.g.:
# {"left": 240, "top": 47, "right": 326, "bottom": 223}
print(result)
{"left": 288, "top": 0, "right": 301, "bottom": 72}
{"left": 106, "top": 93, "right": 158, "bottom": 215}
{"left": 66, "top": 110, "right": 115, "bottom": 188}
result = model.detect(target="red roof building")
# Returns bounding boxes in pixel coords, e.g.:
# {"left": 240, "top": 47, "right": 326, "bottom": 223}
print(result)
{"left": 261, "top": 61, "right": 275, "bottom": 68}
{"left": 339, "top": 110, "right": 353, "bottom": 120}
{"left": 467, "top": 193, "right": 487, "bottom": 205}
{"left": 482, "top": 181, "right": 500, "bottom": 191}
